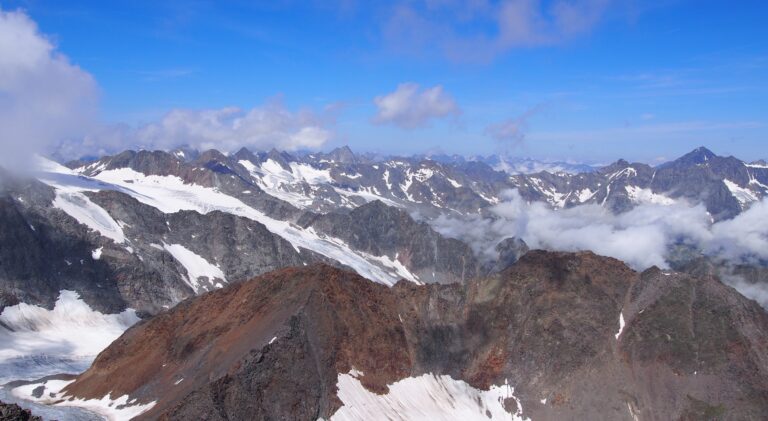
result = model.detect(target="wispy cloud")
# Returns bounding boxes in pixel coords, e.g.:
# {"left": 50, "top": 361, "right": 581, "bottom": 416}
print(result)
{"left": 383, "top": 0, "right": 613, "bottom": 61}
{"left": 484, "top": 103, "right": 548, "bottom": 150}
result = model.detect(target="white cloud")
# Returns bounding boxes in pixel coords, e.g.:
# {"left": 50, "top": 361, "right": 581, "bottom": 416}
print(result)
{"left": 0, "top": 8, "right": 98, "bottom": 169}
{"left": 432, "top": 190, "right": 768, "bottom": 271}
{"left": 136, "top": 101, "right": 332, "bottom": 152}
{"left": 56, "top": 101, "right": 334, "bottom": 159}
{"left": 373, "top": 83, "right": 460, "bottom": 129}
{"left": 0, "top": 10, "right": 335, "bottom": 162}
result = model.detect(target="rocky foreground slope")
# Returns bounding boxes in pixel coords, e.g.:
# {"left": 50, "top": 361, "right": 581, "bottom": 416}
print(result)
{"left": 39, "top": 251, "right": 768, "bottom": 420}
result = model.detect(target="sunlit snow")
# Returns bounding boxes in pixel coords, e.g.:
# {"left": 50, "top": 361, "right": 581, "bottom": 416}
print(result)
{"left": 12, "top": 379, "right": 156, "bottom": 421}
{"left": 162, "top": 243, "right": 227, "bottom": 293}
{"left": 0, "top": 290, "right": 139, "bottom": 362}
{"left": 331, "top": 372, "right": 529, "bottom": 421}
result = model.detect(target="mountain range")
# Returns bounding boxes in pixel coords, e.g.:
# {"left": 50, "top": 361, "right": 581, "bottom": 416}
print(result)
{"left": 1, "top": 146, "right": 768, "bottom": 420}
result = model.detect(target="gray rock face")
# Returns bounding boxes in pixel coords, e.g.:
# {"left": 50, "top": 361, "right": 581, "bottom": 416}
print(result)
{"left": 0, "top": 176, "right": 127, "bottom": 313}
{"left": 300, "top": 200, "right": 480, "bottom": 284}
{"left": 0, "top": 400, "right": 42, "bottom": 421}
{"left": 488, "top": 237, "right": 529, "bottom": 273}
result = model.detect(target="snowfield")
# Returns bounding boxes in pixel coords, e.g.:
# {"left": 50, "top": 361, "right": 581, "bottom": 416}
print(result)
{"left": 0, "top": 291, "right": 142, "bottom": 419}
{"left": 53, "top": 191, "right": 126, "bottom": 243}
{"left": 0, "top": 290, "right": 139, "bottom": 363}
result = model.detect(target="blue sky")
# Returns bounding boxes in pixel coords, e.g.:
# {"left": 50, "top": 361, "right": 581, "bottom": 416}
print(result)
{"left": 3, "top": 0, "right": 767, "bottom": 163}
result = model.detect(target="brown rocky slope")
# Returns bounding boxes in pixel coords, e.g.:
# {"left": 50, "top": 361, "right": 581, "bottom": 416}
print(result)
{"left": 62, "top": 251, "right": 768, "bottom": 420}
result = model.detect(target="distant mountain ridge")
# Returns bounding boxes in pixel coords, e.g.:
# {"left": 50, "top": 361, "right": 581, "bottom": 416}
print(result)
{"left": 66, "top": 145, "right": 768, "bottom": 222}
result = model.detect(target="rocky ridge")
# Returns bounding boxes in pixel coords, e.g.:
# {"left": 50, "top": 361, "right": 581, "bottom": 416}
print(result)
{"left": 58, "top": 251, "right": 768, "bottom": 420}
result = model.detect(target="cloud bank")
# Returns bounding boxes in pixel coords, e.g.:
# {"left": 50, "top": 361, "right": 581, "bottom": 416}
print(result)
{"left": 56, "top": 101, "right": 336, "bottom": 160}
{"left": 432, "top": 190, "right": 768, "bottom": 271}
{"left": 0, "top": 8, "right": 98, "bottom": 169}
{"left": 373, "top": 83, "right": 460, "bottom": 129}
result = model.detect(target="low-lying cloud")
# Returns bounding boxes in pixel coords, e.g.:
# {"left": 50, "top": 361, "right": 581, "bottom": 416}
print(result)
{"left": 432, "top": 189, "right": 768, "bottom": 271}
{"left": 373, "top": 83, "right": 460, "bottom": 129}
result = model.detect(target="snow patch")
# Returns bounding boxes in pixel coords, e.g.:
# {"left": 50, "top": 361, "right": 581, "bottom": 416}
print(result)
{"left": 615, "top": 312, "right": 625, "bottom": 340}
{"left": 576, "top": 188, "right": 596, "bottom": 203}
{"left": 12, "top": 379, "right": 156, "bottom": 421}
{"left": 724, "top": 179, "right": 758, "bottom": 207}
{"left": 625, "top": 186, "right": 675, "bottom": 205}
{"left": 52, "top": 192, "right": 125, "bottom": 243}
{"left": 445, "top": 176, "right": 462, "bottom": 188}
{"left": 91, "top": 247, "right": 103, "bottom": 260}
{"left": 162, "top": 243, "right": 227, "bottom": 294}
{"left": 331, "top": 372, "right": 529, "bottom": 421}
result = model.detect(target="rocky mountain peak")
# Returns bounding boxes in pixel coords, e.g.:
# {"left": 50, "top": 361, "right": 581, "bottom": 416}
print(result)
{"left": 665, "top": 146, "right": 718, "bottom": 168}
{"left": 266, "top": 148, "right": 294, "bottom": 170}
{"left": 326, "top": 146, "right": 357, "bottom": 164}
{"left": 232, "top": 146, "right": 257, "bottom": 163}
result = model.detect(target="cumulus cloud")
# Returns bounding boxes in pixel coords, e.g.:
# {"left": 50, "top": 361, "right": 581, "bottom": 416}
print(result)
{"left": 432, "top": 190, "right": 768, "bottom": 271}
{"left": 384, "top": 0, "right": 612, "bottom": 61}
{"left": 0, "top": 8, "right": 98, "bottom": 169}
{"left": 373, "top": 83, "right": 460, "bottom": 129}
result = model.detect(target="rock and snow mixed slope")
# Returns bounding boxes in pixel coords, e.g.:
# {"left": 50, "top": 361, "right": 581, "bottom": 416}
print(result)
{"left": 36, "top": 155, "right": 460, "bottom": 288}
{"left": 0, "top": 152, "right": 478, "bottom": 318}
{"left": 509, "top": 147, "right": 768, "bottom": 220}
{"left": 55, "top": 253, "right": 768, "bottom": 420}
